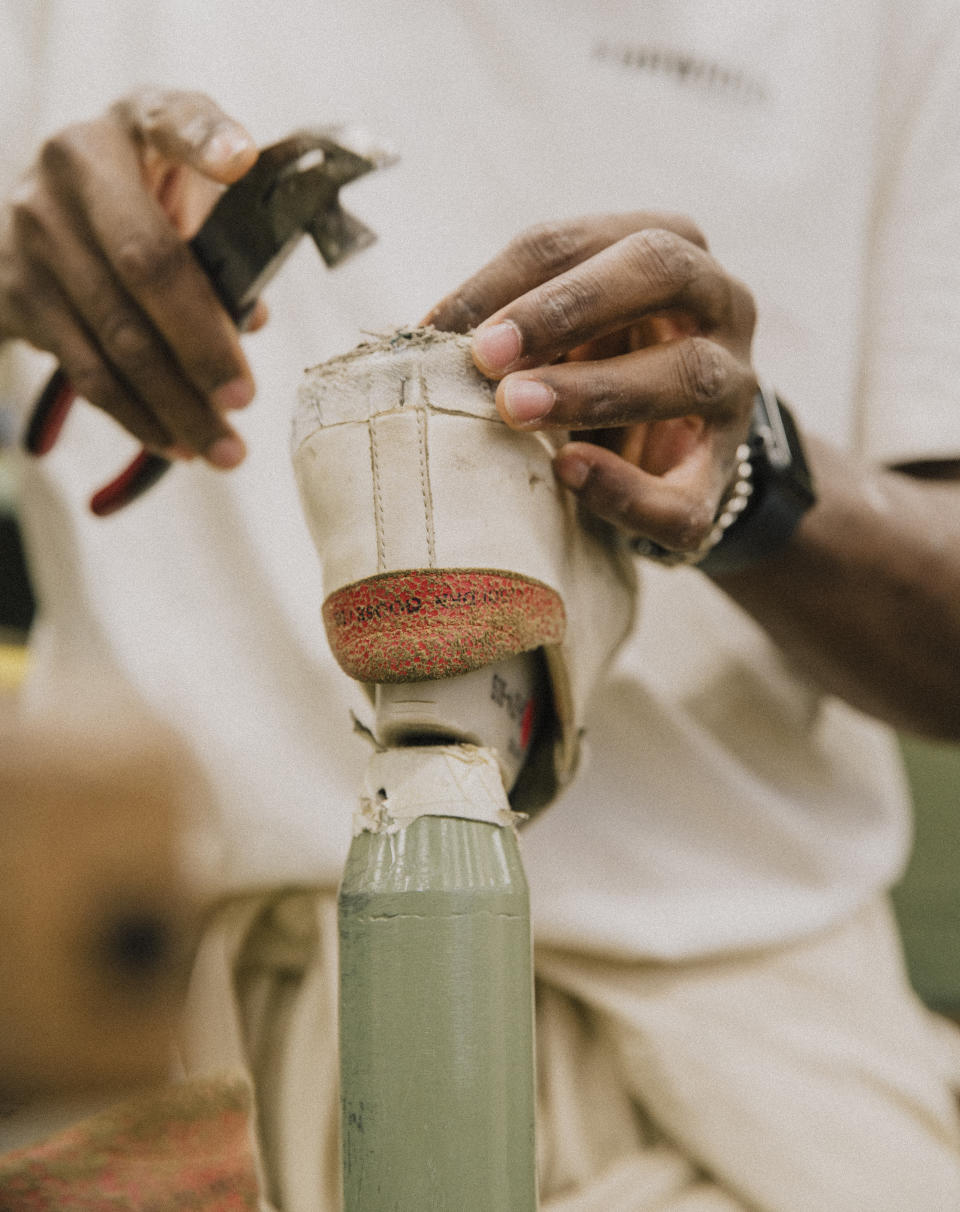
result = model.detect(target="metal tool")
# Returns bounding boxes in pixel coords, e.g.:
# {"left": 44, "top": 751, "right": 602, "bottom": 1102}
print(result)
{"left": 24, "top": 128, "right": 395, "bottom": 515}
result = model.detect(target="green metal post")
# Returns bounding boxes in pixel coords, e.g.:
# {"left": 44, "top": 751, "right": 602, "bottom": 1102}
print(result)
{"left": 338, "top": 746, "right": 537, "bottom": 1211}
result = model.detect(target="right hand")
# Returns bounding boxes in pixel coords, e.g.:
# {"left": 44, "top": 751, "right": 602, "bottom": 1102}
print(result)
{"left": 0, "top": 89, "right": 266, "bottom": 468}
{"left": 427, "top": 214, "right": 757, "bottom": 559}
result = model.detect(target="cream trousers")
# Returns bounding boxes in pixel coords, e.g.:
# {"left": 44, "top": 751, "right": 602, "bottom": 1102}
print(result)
{"left": 171, "top": 890, "right": 960, "bottom": 1212}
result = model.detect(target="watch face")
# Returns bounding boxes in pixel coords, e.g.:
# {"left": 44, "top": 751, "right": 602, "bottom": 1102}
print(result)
{"left": 753, "top": 386, "right": 816, "bottom": 499}
{"left": 752, "top": 383, "right": 793, "bottom": 472}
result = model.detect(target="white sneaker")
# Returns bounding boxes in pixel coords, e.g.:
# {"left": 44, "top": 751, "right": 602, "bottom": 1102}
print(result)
{"left": 291, "top": 327, "right": 637, "bottom": 809}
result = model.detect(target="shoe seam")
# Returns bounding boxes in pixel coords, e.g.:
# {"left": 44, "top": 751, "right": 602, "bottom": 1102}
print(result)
{"left": 291, "top": 402, "right": 503, "bottom": 453}
{"left": 416, "top": 374, "right": 437, "bottom": 567}
{"left": 369, "top": 414, "right": 387, "bottom": 574}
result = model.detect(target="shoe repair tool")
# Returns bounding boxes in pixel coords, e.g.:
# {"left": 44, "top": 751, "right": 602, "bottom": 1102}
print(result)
{"left": 24, "top": 128, "right": 396, "bottom": 516}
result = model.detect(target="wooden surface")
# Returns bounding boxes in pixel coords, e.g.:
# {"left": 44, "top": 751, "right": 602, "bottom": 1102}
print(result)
{"left": 0, "top": 713, "right": 200, "bottom": 1097}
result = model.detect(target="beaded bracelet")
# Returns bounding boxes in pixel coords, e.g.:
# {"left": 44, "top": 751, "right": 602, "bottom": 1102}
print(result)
{"left": 629, "top": 443, "right": 754, "bottom": 567}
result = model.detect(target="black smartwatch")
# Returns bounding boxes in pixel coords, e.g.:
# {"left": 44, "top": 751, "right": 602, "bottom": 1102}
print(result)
{"left": 699, "top": 383, "right": 816, "bottom": 575}
{"left": 631, "top": 382, "right": 817, "bottom": 574}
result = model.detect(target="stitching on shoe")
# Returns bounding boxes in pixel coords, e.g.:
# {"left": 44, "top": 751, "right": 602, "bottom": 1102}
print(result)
{"left": 416, "top": 373, "right": 437, "bottom": 568}
{"left": 369, "top": 416, "right": 386, "bottom": 574}
{"left": 293, "top": 398, "right": 500, "bottom": 439}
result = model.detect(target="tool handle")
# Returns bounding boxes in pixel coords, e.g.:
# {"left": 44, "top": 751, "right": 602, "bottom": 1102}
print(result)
{"left": 25, "top": 370, "right": 171, "bottom": 514}
{"left": 89, "top": 450, "right": 171, "bottom": 517}
{"left": 21, "top": 187, "right": 235, "bottom": 513}
{"left": 24, "top": 368, "right": 76, "bottom": 455}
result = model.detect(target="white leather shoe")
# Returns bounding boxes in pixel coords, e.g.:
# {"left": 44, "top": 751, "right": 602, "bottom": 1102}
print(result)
{"left": 292, "top": 327, "right": 637, "bottom": 807}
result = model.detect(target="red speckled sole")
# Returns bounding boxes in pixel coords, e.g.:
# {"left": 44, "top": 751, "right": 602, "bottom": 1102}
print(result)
{"left": 323, "top": 569, "right": 566, "bottom": 683}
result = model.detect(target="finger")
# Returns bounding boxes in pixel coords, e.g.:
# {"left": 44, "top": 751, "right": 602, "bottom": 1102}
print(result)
{"left": 146, "top": 156, "right": 225, "bottom": 238}
{"left": 22, "top": 183, "right": 248, "bottom": 464}
{"left": 110, "top": 89, "right": 258, "bottom": 184}
{"left": 495, "top": 339, "right": 754, "bottom": 431}
{"left": 471, "top": 230, "right": 751, "bottom": 378}
{"left": 27, "top": 277, "right": 175, "bottom": 454}
{"left": 425, "top": 212, "right": 707, "bottom": 333}
{"left": 41, "top": 121, "right": 256, "bottom": 415}
{"left": 241, "top": 298, "right": 269, "bottom": 333}
{"left": 555, "top": 440, "right": 725, "bottom": 553}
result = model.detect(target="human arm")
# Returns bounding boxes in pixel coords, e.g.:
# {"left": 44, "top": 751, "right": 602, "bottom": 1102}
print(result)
{"left": 0, "top": 89, "right": 267, "bottom": 468}
{"left": 426, "top": 214, "right": 960, "bottom": 742}
{"left": 712, "top": 443, "right": 960, "bottom": 739}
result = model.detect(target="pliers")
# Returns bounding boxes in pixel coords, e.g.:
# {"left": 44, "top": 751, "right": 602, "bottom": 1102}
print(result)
{"left": 23, "top": 128, "right": 396, "bottom": 515}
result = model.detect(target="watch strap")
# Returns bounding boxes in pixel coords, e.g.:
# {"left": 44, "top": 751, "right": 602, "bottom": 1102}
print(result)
{"left": 697, "top": 383, "right": 815, "bottom": 575}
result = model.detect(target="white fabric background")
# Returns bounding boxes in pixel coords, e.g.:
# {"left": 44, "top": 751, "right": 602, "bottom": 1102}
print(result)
{"left": 3, "top": 0, "right": 960, "bottom": 956}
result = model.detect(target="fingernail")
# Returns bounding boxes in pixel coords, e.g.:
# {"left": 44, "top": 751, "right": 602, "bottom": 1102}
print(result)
{"left": 473, "top": 321, "right": 522, "bottom": 373}
{"left": 207, "top": 435, "right": 246, "bottom": 469}
{"left": 212, "top": 377, "right": 254, "bottom": 411}
{"left": 501, "top": 378, "right": 555, "bottom": 425}
{"left": 205, "top": 127, "right": 256, "bottom": 166}
{"left": 556, "top": 454, "right": 591, "bottom": 490}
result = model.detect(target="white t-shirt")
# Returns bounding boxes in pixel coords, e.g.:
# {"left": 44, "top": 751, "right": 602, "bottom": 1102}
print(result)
{"left": 4, "top": 0, "right": 960, "bottom": 957}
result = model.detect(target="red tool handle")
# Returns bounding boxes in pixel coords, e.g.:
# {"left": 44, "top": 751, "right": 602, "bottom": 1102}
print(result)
{"left": 25, "top": 369, "right": 171, "bottom": 515}
{"left": 89, "top": 449, "right": 171, "bottom": 517}
{"left": 24, "top": 368, "right": 75, "bottom": 455}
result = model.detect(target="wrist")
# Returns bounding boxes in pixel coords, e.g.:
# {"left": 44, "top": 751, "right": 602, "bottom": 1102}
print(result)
{"left": 632, "top": 383, "right": 817, "bottom": 574}
{"left": 700, "top": 383, "right": 816, "bottom": 575}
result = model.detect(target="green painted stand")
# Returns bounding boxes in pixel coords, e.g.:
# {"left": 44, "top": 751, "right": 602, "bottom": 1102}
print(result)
{"left": 338, "top": 749, "right": 537, "bottom": 1211}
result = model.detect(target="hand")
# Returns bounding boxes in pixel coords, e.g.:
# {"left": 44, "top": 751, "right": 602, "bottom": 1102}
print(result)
{"left": 0, "top": 89, "right": 268, "bottom": 468}
{"left": 427, "top": 214, "right": 758, "bottom": 557}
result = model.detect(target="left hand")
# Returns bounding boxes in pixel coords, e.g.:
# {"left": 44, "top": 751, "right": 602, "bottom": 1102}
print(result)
{"left": 426, "top": 213, "right": 758, "bottom": 557}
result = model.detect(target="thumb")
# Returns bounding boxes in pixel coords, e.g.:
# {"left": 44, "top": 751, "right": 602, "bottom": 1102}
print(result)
{"left": 110, "top": 88, "right": 258, "bottom": 185}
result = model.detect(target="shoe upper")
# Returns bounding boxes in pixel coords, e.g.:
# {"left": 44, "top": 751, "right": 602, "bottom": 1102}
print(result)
{"left": 292, "top": 327, "right": 638, "bottom": 812}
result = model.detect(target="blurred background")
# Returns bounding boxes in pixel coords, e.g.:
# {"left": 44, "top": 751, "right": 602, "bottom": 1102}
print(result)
{"left": 0, "top": 409, "right": 33, "bottom": 698}
{"left": 1, "top": 415, "right": 957, "bottom": 1019}
{"left": 892, "top": 736, "right": 960, "bottom": 1019}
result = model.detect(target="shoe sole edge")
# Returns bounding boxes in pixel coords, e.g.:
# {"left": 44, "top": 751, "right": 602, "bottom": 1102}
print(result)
{"left": 323, "top": 569, "right": 566, "bottom": 683}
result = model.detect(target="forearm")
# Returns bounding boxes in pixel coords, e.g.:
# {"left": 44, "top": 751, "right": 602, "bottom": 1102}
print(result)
{"left": 711, "top": 436, "right": 960, "bottom": 739}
